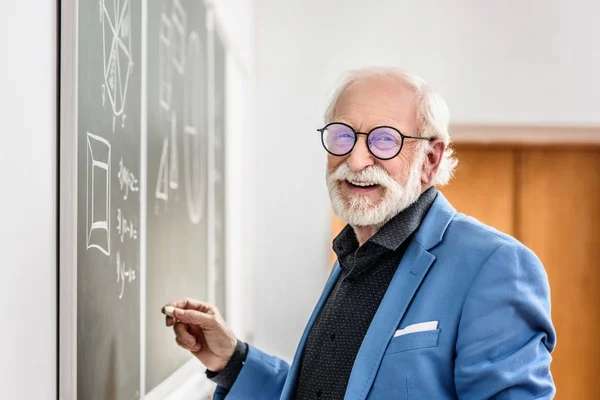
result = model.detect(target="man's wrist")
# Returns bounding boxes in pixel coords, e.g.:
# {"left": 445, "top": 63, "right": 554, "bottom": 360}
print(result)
{"left": 205, "top": 340, "right": 249, "bottom": 389}
{"left": 210, "top": 338, "right": 238, "bottom": 372}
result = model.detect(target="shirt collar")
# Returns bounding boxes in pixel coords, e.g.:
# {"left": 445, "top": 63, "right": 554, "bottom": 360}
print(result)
{"left": 332, "top": 186, "right": 438, "bottom": 258}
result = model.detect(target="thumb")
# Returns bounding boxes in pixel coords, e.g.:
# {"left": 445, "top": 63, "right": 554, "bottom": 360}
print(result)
{"left": 174, "top": 308, "right": 216, "bottom": 327}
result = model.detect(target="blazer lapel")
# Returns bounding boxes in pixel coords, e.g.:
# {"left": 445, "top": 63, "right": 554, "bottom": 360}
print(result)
{"left": 344, "top": 242, "right": 436, "bottom": 400}
{"left": 280, "top": 262, "right": 343, "bottom": 399}
{"left": 344, "top": 192, "right": 456, "bottom": 400}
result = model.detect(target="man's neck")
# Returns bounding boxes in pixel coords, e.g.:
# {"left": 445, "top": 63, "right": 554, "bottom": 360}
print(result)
{"left": 353, "top": 225, "right": 381, "bottom": 247}
{"left": 351, "top": 186, "right": 433, "bottom": 247}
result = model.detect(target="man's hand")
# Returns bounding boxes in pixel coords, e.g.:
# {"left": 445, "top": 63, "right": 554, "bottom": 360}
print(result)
{"left": 162, "top": 298, "right": 237, "bottom": 372}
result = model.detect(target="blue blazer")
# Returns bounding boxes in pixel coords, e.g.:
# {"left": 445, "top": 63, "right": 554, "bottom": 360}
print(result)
{"left": 215, "top": 193, "right": 556, "bottom": 399}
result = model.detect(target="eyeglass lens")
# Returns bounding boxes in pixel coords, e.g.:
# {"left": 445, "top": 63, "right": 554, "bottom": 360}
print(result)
{"left": 322, "top": 123, "right": 403, "bottom": 159}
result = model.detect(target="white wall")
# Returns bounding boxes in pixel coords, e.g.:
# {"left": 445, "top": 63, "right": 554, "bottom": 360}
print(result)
{"left": 0, "top": 1, "right": 57, "bottom": 399}
{"left": 223, "top": 54, "right": 258, "bottom": 342}
{"left": 252, "top": 0, "right": 600, "bottom": 360}
{"left": 210, "top": 0, "right": 254, "bottom": 75}
{"left": 210, "top": 0, "right": 258, "bottom": 345}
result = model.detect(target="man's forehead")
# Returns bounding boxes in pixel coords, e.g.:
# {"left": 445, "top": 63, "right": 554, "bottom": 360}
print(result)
{"left": 339, "top": 76, "right": 418, "bottom": 104}
{"left": 334, "top": 108, "right": 409, "bottom": 131}
{"left": 333, "top": 81, "right": 418, "bottom": 132}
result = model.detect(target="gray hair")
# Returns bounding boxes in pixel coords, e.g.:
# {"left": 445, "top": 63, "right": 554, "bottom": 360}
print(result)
{"left": 324, "top": 66, "right": 457, "bottom": 186}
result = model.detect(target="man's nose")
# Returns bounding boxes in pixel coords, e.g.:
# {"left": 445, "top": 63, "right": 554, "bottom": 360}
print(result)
{"left": 346, "top": 135, "right": 375, "bottom": 172}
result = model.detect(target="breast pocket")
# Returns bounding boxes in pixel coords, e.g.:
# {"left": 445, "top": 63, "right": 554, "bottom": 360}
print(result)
{"left": 385, "top": 329, "right": 441, "bottom": 354}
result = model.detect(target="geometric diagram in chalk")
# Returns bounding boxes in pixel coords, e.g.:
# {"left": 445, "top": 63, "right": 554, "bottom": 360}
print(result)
{"left": 183, "top": 32, "right": 207, "bottom": 224}
{"left": 86, "top": 132, "right": 111, "bottom": 256}
{"left": 171, "top": 0, "right": 187, "bottom": 75}
{"left": 169, "top": 111, "right": 179, "bottom": 189}
{"left": 158, "top": 12, "right": 172, "bottom": 114}
{"left": 155, "top": 137, "right": 169, "bottom": 201}
{"left": 101, "top": 0, "right": 134, "bottom": 132}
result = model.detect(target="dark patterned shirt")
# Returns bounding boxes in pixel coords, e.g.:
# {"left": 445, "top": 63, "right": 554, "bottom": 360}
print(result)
{"left": 294, "top": 187, "right": 437, "bottom": 399}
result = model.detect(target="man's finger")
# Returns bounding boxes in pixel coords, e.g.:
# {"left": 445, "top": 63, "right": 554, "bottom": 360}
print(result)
{"left": 174, "top": 298, "right": 216, "bottom": 314}
{"left": 175, "top": 337, "right": 201, "bottom": 353}
{"left": 173, "top": 308, "right": 215, "bottom": 327}
{"left": 166, "top": 315, "right": 176, "bottom": 327}
{"left": 173, "top": 323, "right": 196, "bottom": 346}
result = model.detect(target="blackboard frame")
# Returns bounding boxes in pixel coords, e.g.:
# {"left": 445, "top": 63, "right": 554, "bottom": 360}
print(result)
{"left": 59, "top": 0, "right": 233, "bottom": 398}
{"left": 59, "top": 0, "right": 79, "bottom": 397}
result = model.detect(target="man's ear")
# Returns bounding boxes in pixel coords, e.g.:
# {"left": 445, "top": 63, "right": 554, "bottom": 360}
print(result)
{"left": 421, "top": 139, "right": 446, "bottom": 185}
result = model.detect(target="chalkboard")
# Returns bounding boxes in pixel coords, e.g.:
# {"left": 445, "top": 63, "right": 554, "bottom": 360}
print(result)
{"left": 145, "top": 0, "right": 209, "bottom": 391}
{"left": 77, "top": 0, "right": 142, "bottom": 398}
{"left": 67, "top": 0, "right": 228, "bottom": 397}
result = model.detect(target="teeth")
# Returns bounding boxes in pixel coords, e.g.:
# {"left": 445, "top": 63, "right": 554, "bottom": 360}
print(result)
{"left": 349, "top": 180, "right": 375, "bottom": 187}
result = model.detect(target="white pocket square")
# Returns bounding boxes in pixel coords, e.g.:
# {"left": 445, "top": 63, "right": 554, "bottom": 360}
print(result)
{"left": 393, "top": 321, "right": 439, "bottom": 337}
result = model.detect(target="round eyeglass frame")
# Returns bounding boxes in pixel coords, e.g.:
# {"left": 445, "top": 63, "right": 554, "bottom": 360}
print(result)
{"left": 318, "top": 122, "right": 435, "bottom": 160}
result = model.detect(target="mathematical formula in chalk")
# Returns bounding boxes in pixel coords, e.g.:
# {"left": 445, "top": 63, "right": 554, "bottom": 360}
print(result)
{"left": 116, "top": 208, "right": 138, "bottom": 243}
{"left": 116, "top": 251, "right": 136, "bottom": 300}
{"left": 117, "top": 157, "right": 139, "bottom": 200}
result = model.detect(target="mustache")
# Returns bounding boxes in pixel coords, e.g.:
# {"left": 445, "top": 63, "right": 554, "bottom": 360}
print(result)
{"left": 329, "top": 163, "right": 397, "bottom": 189}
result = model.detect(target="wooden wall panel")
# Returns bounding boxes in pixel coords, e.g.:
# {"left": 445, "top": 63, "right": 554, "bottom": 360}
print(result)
{"left": 439, "top": 146, "right": 516, "bottom": 236}
{"left": 518, "top": 149, "right": 600, "bottom": 399}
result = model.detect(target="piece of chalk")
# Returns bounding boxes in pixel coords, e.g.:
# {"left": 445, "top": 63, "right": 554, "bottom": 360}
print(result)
{"left": 164, "top": 306, "right": 175, "bottom": 317}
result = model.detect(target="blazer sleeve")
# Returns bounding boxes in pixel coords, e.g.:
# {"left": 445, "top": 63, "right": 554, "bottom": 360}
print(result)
{"left": 213, "top": 344, "right": 290, "bottom": 400}
{"left": 454, "top": 243, "right": 557, "bottom": 399}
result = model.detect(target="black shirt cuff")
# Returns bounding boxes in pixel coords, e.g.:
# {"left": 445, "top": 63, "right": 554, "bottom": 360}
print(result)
{"left": 205, "top": 340, "right": 248, "bottom": 390}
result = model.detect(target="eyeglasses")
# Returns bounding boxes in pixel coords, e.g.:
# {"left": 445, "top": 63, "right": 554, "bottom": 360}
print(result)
{"left": 318, "top": 122, "right": 434, "bottom": 160}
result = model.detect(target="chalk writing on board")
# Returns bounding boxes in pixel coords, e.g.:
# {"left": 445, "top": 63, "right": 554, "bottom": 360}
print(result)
{"left": 169, "top": 111, "right": 179, "bottom": 189}
{"left": 158, "top": 0, "right": 187, "bottom": 202}
{"left": 155, "top": 137, "right": 170, "bottom": 202}
{"left": 170, "top": 0, "right": 187, "bottom": 75}
{"left": 152, "top": 114, "right": 181, "bottom": 206}
{"left": 158, "top": 0, "right": 187, "bottom": 112}
{"left": 154, "top": 115, "right": 181, "bottom": 204}
{"left": 154, "top": 1, "right": 207, "bottom": 224}
{"left": 183, "top": 31, "right": 207, "bottom": 224}
{"left": 116, "top": 208, "right": 138, "bottom": 243}
{"left": 86, "top": 132, "right": 111, "bottom": 256}
{"left": 117, "top": 157, "right": 139, "bottom": 200}
{"left": 100, "top": 0, "right": 134, "bottom": 133}
{"left": 116, "top": 251, "right": 136, "bottom": 299}
{"left": 159, "top": 13, "right": 173, "bottom": 114}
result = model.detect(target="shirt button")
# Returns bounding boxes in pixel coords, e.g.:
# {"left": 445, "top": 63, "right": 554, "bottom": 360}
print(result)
{"left": 316, "top": 390, "right": 323, "bottom": 397}
{"left": 330, "top": 333, "right": 336, "bottom": 341}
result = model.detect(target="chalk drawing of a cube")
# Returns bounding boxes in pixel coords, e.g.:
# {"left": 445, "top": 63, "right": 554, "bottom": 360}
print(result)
{"left": 86, "top": 132, "right": 111, "bottom": 256}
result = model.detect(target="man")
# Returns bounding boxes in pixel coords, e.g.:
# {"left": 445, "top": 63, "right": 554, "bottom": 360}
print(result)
{"left": 163, "top": 67, "right": 556, "bottom": 399}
